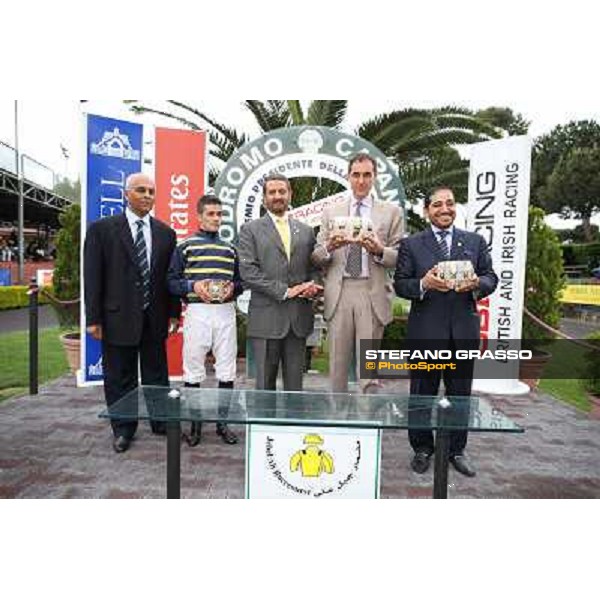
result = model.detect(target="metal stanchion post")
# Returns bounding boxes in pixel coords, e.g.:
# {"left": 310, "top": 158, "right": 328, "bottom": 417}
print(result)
{"left": 28, "top": 276, "right": 39, "bottom": 395}
{"left": 433, "top": 399, "right": 451, "bottom": 499}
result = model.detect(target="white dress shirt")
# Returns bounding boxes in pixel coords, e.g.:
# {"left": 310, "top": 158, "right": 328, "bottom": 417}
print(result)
{"left": 431, "top": 224, "right": 454, "bottom": 256}
{"left": 419, "top": 224, "right": 455, "bottom": 297}
{"left": 346, "top": 194, "right": 372, "bottom": 278}
{"left": 267, "top": 210, "right": 290, "bottom": 234}
{"left": 125, "top": 207, "right": 152, "bottom": 265}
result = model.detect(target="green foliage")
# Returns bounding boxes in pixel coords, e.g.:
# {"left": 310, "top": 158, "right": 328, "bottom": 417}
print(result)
{"left": 383, "top": 298, "right": 408, "bottom": 343}
{"left": 555, "top": 224, "right": 599, "bottom": 244}
{"left": 405, "top": 208, "right": 427, "bottom": 233}
{"left": 532, "top": 120, "right": 600, "bottom": 210}
{"left": 52, "top": 204, "right": 81, "bottom": 329}
{"left": 309, "top": 353, "right": 328, "bottom": 375}
{"left": 475, "top": 107, "right": 530, "bottom": 136}
{"left": 53, "top": 177, "right": 81, "bottom": 204}
{"left": 523, "top": 207, "right": 566, "bottom": 340}
{"left": 399, "top": 147, "right": 470, "bottom": 205}
{"left": 392, "top": 297, "right": 410, "bottom": 317}
{"left": 245, "top": 100, "right": 293, "bottom": 131}
{"left": 125, "top": 100, "right": 501, "bottom": 201}
{"left": 382, "top": 317, "right": 408, "bottom": 344}
{"left": 545, "top": 146, "right": 600, "bottom": 241}
{"left": 583, "top": 331, "right": 600, "bottom": 396}
{"left": 356, "top": 106, "right": 499, "bottom": 164}
{"left": 289, "top": 177, "right": 346, "bottom": 207}
{"left": 0, "top": 286, "right": 53, "bottom": 310}
{"left": 561, "top": 242, "right": 600, "bottom": 270}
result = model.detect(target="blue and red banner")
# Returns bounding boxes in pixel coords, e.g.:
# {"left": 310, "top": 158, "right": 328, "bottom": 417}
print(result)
{"left": 80, "top": 115, "right": 206, "bottom": 385}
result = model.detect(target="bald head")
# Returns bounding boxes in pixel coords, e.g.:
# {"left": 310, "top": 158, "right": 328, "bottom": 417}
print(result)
{"left": 125, "top": 173, "right": 156, "bottom": 218}
{"left": 125, "top": 172, "right": 154, "bottom": 190}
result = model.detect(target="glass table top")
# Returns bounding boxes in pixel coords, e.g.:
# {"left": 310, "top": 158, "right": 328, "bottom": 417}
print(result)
{"left": 99, "top": 386, "right": 524, "bottom": 433}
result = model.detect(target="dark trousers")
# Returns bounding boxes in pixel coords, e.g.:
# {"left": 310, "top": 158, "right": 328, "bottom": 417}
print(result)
{"left": 102, "top": 314, "right": 169, "bottom": 439}
{"left": 408, "top": 339, "right": 474, "bottom": 457}
{"left": 252, "top": 333, "right": 306, "bottom": 391}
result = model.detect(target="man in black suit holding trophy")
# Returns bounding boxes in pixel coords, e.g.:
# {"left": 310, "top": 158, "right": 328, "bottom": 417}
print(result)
{"left": 394, "top": 186, "right": 498, "bottom": 477}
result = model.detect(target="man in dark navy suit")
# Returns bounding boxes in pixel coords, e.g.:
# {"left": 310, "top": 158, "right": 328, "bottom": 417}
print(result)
{"left": 84, "top": 173, "right": 180, "bottom": 453}
{"left": 394, "top": 186, "right": 498, "bottom": 477}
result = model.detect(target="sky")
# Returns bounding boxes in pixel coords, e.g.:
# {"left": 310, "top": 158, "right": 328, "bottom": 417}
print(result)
{"left": 1, "top": 98, "right": 598, "bottom": 230}
{"left": 1, "top": 98, "right": 600, "bottom": 183}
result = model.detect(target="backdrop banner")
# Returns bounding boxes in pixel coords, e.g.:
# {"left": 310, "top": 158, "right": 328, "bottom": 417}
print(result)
{"left": 81, "top": 114, "right": 143, "bottom": 384}
{"left": 80, "top": 118, "right": 206, "bottom": 384}
{"left": 467, "top": 136, "right": 532, "bottom": 395}
{"left": 154, "top": 127, "right": 208, "bottom": 378}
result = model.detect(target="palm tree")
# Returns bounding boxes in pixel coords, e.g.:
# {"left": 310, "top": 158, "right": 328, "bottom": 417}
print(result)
{"left": 125, "top": 100, "right": 501, "bottom": 208}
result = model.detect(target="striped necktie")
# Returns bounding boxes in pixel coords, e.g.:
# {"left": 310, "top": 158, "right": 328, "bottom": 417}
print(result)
{"left": 345, "top": 200, "right": 363, "bottom": 277}
{"left": 437, "top": 229, "right": 450, "bottom": 260}
{"left": 135, "top": 220, "right": 150, "bottom": 309}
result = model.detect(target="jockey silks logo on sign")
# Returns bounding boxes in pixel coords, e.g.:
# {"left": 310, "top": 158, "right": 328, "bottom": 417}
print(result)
{"left": 213, "top": 126, "right": 406, "bottom": 243}
{"left": 246, "top": 424, "right": 381, "bottom": 499}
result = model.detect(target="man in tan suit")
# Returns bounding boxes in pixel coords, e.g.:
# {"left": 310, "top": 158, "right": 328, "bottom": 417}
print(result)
{"left": 312, "top": 153, "right": 402, "bottom": 392}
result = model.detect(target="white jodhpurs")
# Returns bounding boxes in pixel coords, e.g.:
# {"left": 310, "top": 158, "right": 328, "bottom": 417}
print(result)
{"left": 183, "top": 303, "right": 237, "bottom": 384}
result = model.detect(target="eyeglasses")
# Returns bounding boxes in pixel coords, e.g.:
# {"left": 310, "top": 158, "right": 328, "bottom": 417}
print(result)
{"left": 129, "top": 186, "right": 156, "bottom": 196}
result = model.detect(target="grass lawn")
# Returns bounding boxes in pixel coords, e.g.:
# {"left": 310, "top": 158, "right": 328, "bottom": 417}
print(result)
{"left": 0, "top": 327, "right": 69, "bottom": 402}
{"left": 539, "top": 378, "right": 592, "bottom": 413}
{"left": 310, "top": 353, "right": 328, "bottom": 374}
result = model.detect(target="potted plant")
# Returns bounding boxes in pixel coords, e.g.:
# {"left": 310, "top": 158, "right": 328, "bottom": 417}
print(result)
{"left": 520, "top": 206, "right": 566, "bottom": 387}
{"left": 48, "top": 203, "right": 81, "bottom": 373}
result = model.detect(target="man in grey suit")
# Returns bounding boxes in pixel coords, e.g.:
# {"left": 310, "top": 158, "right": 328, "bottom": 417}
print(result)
{"left": 238, "top": 174, "right": 322, "bottom": 391}
{"left": 312, "top": 153, "right": 403, "bottom": 393}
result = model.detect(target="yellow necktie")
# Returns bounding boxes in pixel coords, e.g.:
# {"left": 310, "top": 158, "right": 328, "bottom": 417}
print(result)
{"left": 275, "top": 217, "right": 290, "bottom": 259}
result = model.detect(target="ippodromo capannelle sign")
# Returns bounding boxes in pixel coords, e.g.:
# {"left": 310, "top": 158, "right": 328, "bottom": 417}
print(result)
{"left": 214, "top": 126, "right": 406, "bottom": 242}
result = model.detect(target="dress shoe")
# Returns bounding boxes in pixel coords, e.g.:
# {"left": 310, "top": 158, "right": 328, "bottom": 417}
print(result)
{"left": 450, "top": 455, "right": 476, "bottom": 477}
{"left": 113, "top": 436, "right": 131, "bottom": 453}
{"left": 410, "top": 451, "right": 431, "bottom": 474}
{"left": 183, "top": 422, "right": 202, "bottom": 447}
{"left": 216, "top": 423, "right": 238, "bottom": 445}
{"left": 151, "top": 422, "right": 167, "bottom": 436}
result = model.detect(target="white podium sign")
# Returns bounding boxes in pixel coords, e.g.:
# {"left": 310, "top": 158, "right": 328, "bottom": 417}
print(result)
{"left": 246, "top": 424, "right": 381, "bottom": 499}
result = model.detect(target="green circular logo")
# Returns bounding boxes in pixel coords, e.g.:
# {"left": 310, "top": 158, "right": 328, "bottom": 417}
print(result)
{"left": 214, "top": 126, "right": 406, "bottom": 242}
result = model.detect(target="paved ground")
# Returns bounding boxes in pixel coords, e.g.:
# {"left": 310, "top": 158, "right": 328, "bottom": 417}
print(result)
{"left": 560, "top": 317, "right": 599, "bottom": 339}
{"left": 1, "top": 366, "right": 598, "bottom": 499}
{"left": 0, "top": 304, "right": 58, "bottom": 333}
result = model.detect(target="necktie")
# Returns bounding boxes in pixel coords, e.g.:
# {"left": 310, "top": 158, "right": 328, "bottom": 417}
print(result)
{"left": 345, "top": 201, "right": 363, "bottom": 277}
{"left": 275, "top": 217, "right": 290, "bottom": 259}
{"left": 135, "top": 220, "right": 150, "bottom": 309}
{"left": 437, "top": 229, "right": 450, "bottom": 260}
